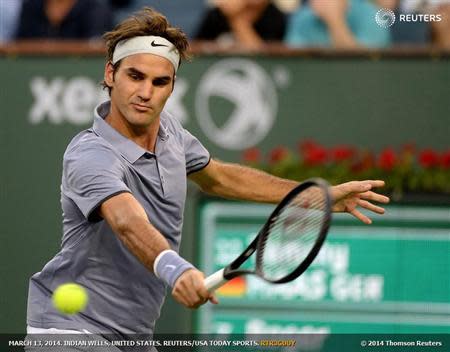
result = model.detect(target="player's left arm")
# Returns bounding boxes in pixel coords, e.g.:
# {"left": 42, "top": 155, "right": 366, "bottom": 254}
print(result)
{"left": 189, "top": 158, "right": 298, "bottom": 204}
{"left": 189, "top": 159, "right": 389, "bottom": 222}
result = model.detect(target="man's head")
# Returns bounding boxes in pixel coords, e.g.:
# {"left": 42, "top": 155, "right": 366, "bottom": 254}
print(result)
{"left": 102, "top": 7, "right": 190, "bottom": 95}
{"left": 102, "top": 8, "right": 190, "bottom": 129}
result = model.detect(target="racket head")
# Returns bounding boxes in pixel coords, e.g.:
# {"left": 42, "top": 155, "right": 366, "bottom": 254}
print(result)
{"left": 255, "top": 178, "right": 332, "bottom": 283}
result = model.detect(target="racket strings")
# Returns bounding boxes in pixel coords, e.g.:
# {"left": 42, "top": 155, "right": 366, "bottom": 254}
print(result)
{"left": 262, "top": 211, "right": 322, "bottom": 278}
{"left": 259, "top": 186, "right": 327, "bottom": 281}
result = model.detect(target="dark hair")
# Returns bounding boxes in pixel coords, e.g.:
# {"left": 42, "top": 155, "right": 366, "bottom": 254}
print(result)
{"left": 101, "top": 7, "right": 190, "bottom": 95}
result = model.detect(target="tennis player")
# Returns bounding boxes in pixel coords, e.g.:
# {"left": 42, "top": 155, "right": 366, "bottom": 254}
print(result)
{"left": 25, "top": 6, "right": 389, "bottom": 346}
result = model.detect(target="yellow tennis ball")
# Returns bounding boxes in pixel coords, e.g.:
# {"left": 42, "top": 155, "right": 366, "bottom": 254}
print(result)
{"left": 52, "top": 283, "right": 88, "bottom": 315}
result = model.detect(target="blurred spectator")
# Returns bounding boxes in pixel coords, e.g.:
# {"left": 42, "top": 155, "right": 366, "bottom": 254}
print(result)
{"left": 113, "top": 0, "right": 206, "bottom": 39}
{"left": 15, "top": 0, "right": 112, "bottom": 40}
{"left": 375, "top": 0, "right": 397, "bottom": 9}
{"left": 429, "top": 1, "right": 450, "bottom": 48}
{"left": 285, "top": 0, "right": 390, "bottom": 48}
{"left": 109, "top": 0, "right": 132, "bottom": 9}
{"left": 273, "top": 0, "right": 301, "bottom": 14}
{"left": 376, "top": 0, "right": 449, "bottom": 47}
{"left": 195, "top": 0, "right": 287, "bottom": 49}
{"left": 0, "top": 0, "right": 23, "bottom": 42}
{"left": 376, "top": 0, "right": 430, "bottom": 45}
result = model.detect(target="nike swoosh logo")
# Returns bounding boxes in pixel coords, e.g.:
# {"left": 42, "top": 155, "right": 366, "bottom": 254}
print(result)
{"left": 151, "top": 40, "right": 168, "bottom": 47}
{"left": 165, "top": 265, "right": 176, "bottom": 271}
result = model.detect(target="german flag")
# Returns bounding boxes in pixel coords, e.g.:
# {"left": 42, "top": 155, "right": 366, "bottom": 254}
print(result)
{"left": 217, "top": 276, "right": 247, "bottom": 297}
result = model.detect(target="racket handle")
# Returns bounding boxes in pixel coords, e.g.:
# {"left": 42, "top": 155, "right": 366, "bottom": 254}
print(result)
{"left": 204, "top": 268, "right": 227, "bottom": 292}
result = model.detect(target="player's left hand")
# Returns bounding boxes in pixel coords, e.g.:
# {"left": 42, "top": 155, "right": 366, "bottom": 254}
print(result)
{"left": 330, "top": 180, "right": 390, "bottom": 224}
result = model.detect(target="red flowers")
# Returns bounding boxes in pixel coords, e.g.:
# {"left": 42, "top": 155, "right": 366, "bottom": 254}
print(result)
{"left": 299, "top": 140, "right": 327, "bottom": 166}
{"left": 242, "top": 147, "right": 261, "bottom": 164}
{"left": 268, "top": 146, "right": 290, "bottom": 164}
{"left": 241, "top": 140, "right": 450, "bottom": 196}
{"left": 441, "top": 150, "right": 450, "bottom": 169}
{"left": 419, "top": 149, "right": 439, "bottom": 168}
{"left": 378, "top": 148, "right": 397, "bottom": 171}
{"left": 330, "top": 145, "right": 355, "bottom": 162}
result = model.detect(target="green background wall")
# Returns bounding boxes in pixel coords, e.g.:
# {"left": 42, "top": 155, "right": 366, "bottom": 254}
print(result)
{"left": 1, "top": 54, "right": 448, "bottom": 334}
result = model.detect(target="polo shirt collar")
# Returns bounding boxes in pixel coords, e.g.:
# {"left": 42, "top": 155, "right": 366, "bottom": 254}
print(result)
{"left": 158, "top": 111, "right": 170, "bottom": 141}
{"left": 93, "top": 101, "right": 168, "bottom": 164}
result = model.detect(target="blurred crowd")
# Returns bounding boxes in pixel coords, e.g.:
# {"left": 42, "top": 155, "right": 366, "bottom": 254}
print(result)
{"left": 1, "top": 0, "right": 449, "bottom": 49}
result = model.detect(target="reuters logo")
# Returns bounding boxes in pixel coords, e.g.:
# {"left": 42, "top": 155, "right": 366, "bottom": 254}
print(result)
{"left": 375, "top": 8, "right": 396, "bottom": 28}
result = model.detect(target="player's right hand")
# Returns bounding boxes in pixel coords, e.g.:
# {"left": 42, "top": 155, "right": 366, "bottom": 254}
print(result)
{"left": 171, "top": 269, "right": 219, "bottom": 309}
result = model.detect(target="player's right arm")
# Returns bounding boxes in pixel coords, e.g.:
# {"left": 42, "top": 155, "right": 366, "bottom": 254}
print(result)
{"left": 99, "top": 192, "right": 216, "bottom": 308}
{"left": 99, "top": 192, "right": 170, "bottom": 271}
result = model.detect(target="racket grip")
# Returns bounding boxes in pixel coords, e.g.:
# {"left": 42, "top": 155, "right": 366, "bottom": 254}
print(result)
{"left": 204, "top": 268, "right": 227, "bottom": 292}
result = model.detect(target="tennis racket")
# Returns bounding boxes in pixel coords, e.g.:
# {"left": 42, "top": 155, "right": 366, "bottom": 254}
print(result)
{"left": 204, "top": 178, "right": 332, "bottom": 292}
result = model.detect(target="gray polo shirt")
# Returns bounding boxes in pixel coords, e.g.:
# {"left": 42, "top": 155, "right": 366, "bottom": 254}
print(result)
{"left": 27, "top": 101, "right": 210, "bottom": 336}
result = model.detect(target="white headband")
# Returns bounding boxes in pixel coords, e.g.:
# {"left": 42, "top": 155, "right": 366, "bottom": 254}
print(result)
{"left": 112, "top": 36, "right": 180, "bottom": 73}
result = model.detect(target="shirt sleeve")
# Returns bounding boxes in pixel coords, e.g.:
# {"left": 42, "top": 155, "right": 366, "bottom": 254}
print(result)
{"left": 183, "top": 129, "right": 211, "bottom": 175}
{"left": 63, "top": 142, "right": 131, "bottom": 221}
